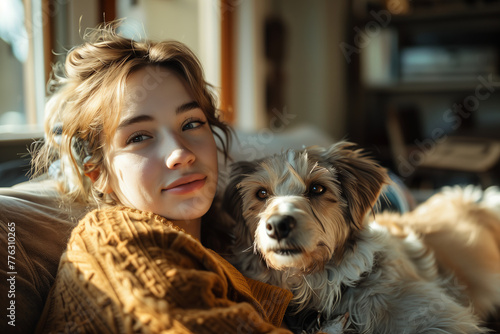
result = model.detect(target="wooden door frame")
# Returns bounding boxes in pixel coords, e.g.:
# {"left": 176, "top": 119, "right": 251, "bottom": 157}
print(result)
{"left": 220, "top": 0, "right": 235, "bottom": 124}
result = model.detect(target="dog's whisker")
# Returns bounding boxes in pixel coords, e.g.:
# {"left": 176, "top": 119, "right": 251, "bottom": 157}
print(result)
{"left": 318, "top": 241, "right": 332, "bottom": 254}
{"left": 311, "top": 209, "right": 326, "bottom": 233}
{"left": 240, "top": 245, "right": 253, "bottom": 253}
{"left": 308, "top": 161, "right": 319, "bottom": 176}
{"left": 252, "top": 242, "right": 259, "bottom": 255}
{"left": 302, "top": 276, "right": 319, "bottom": 299}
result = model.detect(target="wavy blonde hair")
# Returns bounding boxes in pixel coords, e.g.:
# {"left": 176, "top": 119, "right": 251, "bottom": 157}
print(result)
{"left": 32, "top": 21, "right": 231, "bottom": 206}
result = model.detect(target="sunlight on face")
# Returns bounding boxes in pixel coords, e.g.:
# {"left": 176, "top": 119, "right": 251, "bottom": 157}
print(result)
{"left": 106, "top": 66, "right": 218, "bottom": 223}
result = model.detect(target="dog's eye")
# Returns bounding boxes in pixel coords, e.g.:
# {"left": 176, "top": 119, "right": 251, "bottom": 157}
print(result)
{"left": 309, "top": 184, "right": 326, "bottom": 196}
{"left": 256, "top": 188, "right": 269, "bottom": 200}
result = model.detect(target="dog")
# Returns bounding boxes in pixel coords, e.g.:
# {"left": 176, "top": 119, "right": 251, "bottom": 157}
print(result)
{"left": 223, "top": 142, "right": 500, "bottom": 333}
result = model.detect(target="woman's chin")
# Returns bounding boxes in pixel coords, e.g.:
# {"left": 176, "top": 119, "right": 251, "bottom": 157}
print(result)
{"left": 161, "top": 196, "right": 212, "bottom": 222}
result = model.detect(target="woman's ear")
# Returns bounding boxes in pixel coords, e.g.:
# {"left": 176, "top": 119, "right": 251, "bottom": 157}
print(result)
{"left": 84, "top": 165, "right": 100, "bottom": 183}
{"left": 85, "top": 164, "right": 113, "bottom": 194}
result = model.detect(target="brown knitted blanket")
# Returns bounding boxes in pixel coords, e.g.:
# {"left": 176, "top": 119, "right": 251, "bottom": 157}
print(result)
{"left": 35, "top": 207, "right": 293, "bottom": 333}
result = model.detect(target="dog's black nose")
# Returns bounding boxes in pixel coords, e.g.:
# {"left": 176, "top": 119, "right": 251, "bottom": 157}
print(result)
{"left": 266, "top": 215, "right": 296, "bottom": 241}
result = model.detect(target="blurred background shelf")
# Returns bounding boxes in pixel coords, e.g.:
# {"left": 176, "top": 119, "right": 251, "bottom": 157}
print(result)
{"left": 347, "top": 0, "right": 500, "bottom": 190}
{"left": 366, "top": 80, "right": 500, "bottom": 94}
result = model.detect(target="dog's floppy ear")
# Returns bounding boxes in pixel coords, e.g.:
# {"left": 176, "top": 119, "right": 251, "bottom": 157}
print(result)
{"left": 316, "top": 142, "right": 390, "bottom": 229}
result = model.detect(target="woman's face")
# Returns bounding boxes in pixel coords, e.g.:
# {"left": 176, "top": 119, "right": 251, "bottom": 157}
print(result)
{"left": 106, "top": 66, "right": 218, "bottom": 223}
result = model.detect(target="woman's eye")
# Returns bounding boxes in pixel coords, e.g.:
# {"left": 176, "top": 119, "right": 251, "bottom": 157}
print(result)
{"left": 309, "top": 184, "right": 326, "bottom": 196}
{"left": 256, "top": 188, "right": 269, "bottom": 200}
{"left": 182, "top": 119, "right": 206, "bottom": 131}
{"left": 126, "top": 133, "right": 151, "bottom": 144}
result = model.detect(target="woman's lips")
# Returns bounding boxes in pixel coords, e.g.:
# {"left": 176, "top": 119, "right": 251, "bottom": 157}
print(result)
{"left": 163, "top": 174, "right": 207, "bottom": 195}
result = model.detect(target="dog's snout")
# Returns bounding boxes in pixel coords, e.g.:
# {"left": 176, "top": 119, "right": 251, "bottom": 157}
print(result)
{"left": 266, "top": 215, "right": 296, "bottom": 241}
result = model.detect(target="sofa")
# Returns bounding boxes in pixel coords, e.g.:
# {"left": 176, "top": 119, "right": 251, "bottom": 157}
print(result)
{"left": 1, "top": 180, "right": 91, "bottom": 333}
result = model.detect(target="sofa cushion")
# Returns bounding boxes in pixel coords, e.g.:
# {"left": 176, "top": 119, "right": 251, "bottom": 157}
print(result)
{"left": 0, "top": 180, "right": 89, "bottom": 333}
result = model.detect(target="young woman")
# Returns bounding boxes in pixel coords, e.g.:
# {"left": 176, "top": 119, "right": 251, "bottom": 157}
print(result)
{"left": 34, "top": 22, "right": 293, "bottom": 333}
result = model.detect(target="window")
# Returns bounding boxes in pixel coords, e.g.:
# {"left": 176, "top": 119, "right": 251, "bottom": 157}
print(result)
{"left": 0, "top": 0, "right": 110, "bottom": 141}
{"left": 0, "top": 0, "right": 223, "bottom": 142}
{"left": 0, "top": 0, "right": 45, "bottom": 140}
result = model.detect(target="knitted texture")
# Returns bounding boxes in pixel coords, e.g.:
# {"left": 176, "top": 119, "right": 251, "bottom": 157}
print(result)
{"left": 36, "top": 207, "right": 293, "bottom": 333}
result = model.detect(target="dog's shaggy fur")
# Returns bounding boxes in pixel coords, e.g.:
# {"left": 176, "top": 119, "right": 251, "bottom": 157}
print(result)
{"left": 223, "top": 142, "right": 500, "bottom": 334}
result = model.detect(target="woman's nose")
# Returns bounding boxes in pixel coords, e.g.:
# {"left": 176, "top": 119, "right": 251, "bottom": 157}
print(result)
{"left": 166, "top": 148, "right": 196, "bottom": 169}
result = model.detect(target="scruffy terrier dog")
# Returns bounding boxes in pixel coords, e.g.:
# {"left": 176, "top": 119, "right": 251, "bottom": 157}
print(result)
{"left": 223, "top": 142, "right": 500, "bottom": 334}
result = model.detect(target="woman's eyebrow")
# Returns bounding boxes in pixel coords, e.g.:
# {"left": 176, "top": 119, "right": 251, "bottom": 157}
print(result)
{"left": 117, "top": 101, "right": 200, "bottom": 130}
{"left": 176, "top": 101, "right": 200, "bottom": 114}
{"left": 117, "top": 115, "right": 154, "bottom": 130}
